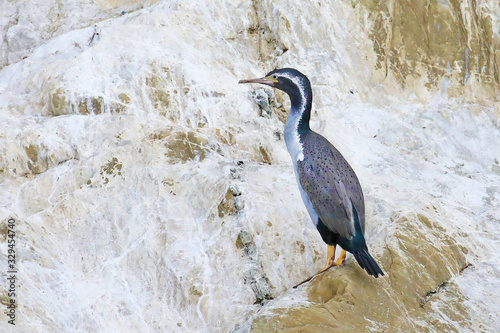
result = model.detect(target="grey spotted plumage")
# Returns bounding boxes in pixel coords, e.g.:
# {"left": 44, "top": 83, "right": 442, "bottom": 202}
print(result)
{"left": 239, "top": 68, "right": 384, "bottom": 283}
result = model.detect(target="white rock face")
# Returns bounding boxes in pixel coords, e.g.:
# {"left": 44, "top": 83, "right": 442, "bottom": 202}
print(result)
{"left": 0, "top": 0, "right": 499, "bottom": 332}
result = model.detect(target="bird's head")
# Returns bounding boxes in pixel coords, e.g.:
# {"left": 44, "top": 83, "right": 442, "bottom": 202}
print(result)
{"left": 239, "top": 68, "right": 311, "bottom": 100}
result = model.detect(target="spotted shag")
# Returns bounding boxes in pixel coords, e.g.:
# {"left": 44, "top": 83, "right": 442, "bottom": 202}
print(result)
{"left": 239, "top": 68, "right": 384, "bottom": 287}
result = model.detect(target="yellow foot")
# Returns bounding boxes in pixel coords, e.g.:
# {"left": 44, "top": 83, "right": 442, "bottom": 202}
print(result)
{"left": 333, "top": 248, "right": 346, "bottom": 266}
{"left": 293, "top": 246, "right": 347, "bottom": 288}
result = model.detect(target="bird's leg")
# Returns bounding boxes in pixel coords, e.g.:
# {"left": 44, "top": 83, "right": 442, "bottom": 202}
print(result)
{"left": 319, "top": 244, "right": 337, "bottom": 272}
{"left": 333, "top": 249, "right": 346, "bottom": 266}
{"left": 293, "top": 244, "right": 338, "bottom": 288}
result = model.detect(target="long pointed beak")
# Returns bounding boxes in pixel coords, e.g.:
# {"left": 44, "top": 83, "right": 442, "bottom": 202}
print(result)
{"left": 238, "top": 77, "right": 275, "bottom": 85}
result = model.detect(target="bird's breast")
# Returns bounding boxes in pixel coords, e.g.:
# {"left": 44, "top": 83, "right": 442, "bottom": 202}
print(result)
{"left": 284, "top": 114, "right": 305, "bottom": 163}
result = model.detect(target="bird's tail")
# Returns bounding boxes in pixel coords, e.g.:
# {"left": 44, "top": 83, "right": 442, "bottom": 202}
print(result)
{"left": 352, "top": 249, "right": 385, "bottom": 278}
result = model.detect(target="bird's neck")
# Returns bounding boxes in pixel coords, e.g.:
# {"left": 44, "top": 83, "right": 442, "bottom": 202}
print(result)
{"left": 288, "top": 89, "right": 312, "bottom": 133}
{"left": 284, "top": 90, "right": 312, "bottom": 162}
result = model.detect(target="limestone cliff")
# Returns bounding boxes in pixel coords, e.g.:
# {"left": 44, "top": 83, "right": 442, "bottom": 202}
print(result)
{"left": 0, "top": 1, "right": 499, "bottom": 332}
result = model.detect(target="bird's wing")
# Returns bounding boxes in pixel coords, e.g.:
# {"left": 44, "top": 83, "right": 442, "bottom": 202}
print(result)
{"left": 296, "top": 140, "right": 364, "bottom": 239}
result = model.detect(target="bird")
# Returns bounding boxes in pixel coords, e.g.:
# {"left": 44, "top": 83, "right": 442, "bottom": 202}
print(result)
{"left": 239, "top": 68, "right": 384, "bottom": 287}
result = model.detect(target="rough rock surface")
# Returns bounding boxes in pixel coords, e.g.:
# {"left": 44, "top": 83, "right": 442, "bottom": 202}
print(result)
{"left": 249, "top": 213, "right": 471, "bottom": 332}
{"left": 0, "top": 0, "right": 499, "bottom": 332}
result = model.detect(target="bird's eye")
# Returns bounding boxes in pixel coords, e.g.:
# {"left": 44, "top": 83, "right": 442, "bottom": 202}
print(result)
{"left": 272, "top": 74, "right": 278, "bottom": 80}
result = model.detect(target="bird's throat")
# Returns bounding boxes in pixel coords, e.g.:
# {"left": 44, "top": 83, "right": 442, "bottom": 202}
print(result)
{"left": 283, "top": 80, "right": 312, "bottom": 162}
{"left": 284, "top": 104, "right": 311, "bottom": 163}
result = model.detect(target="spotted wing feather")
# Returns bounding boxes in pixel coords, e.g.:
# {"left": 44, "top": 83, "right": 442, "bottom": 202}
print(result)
{"left": 297, "top": 132, "right": 365, "bottom": 239}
